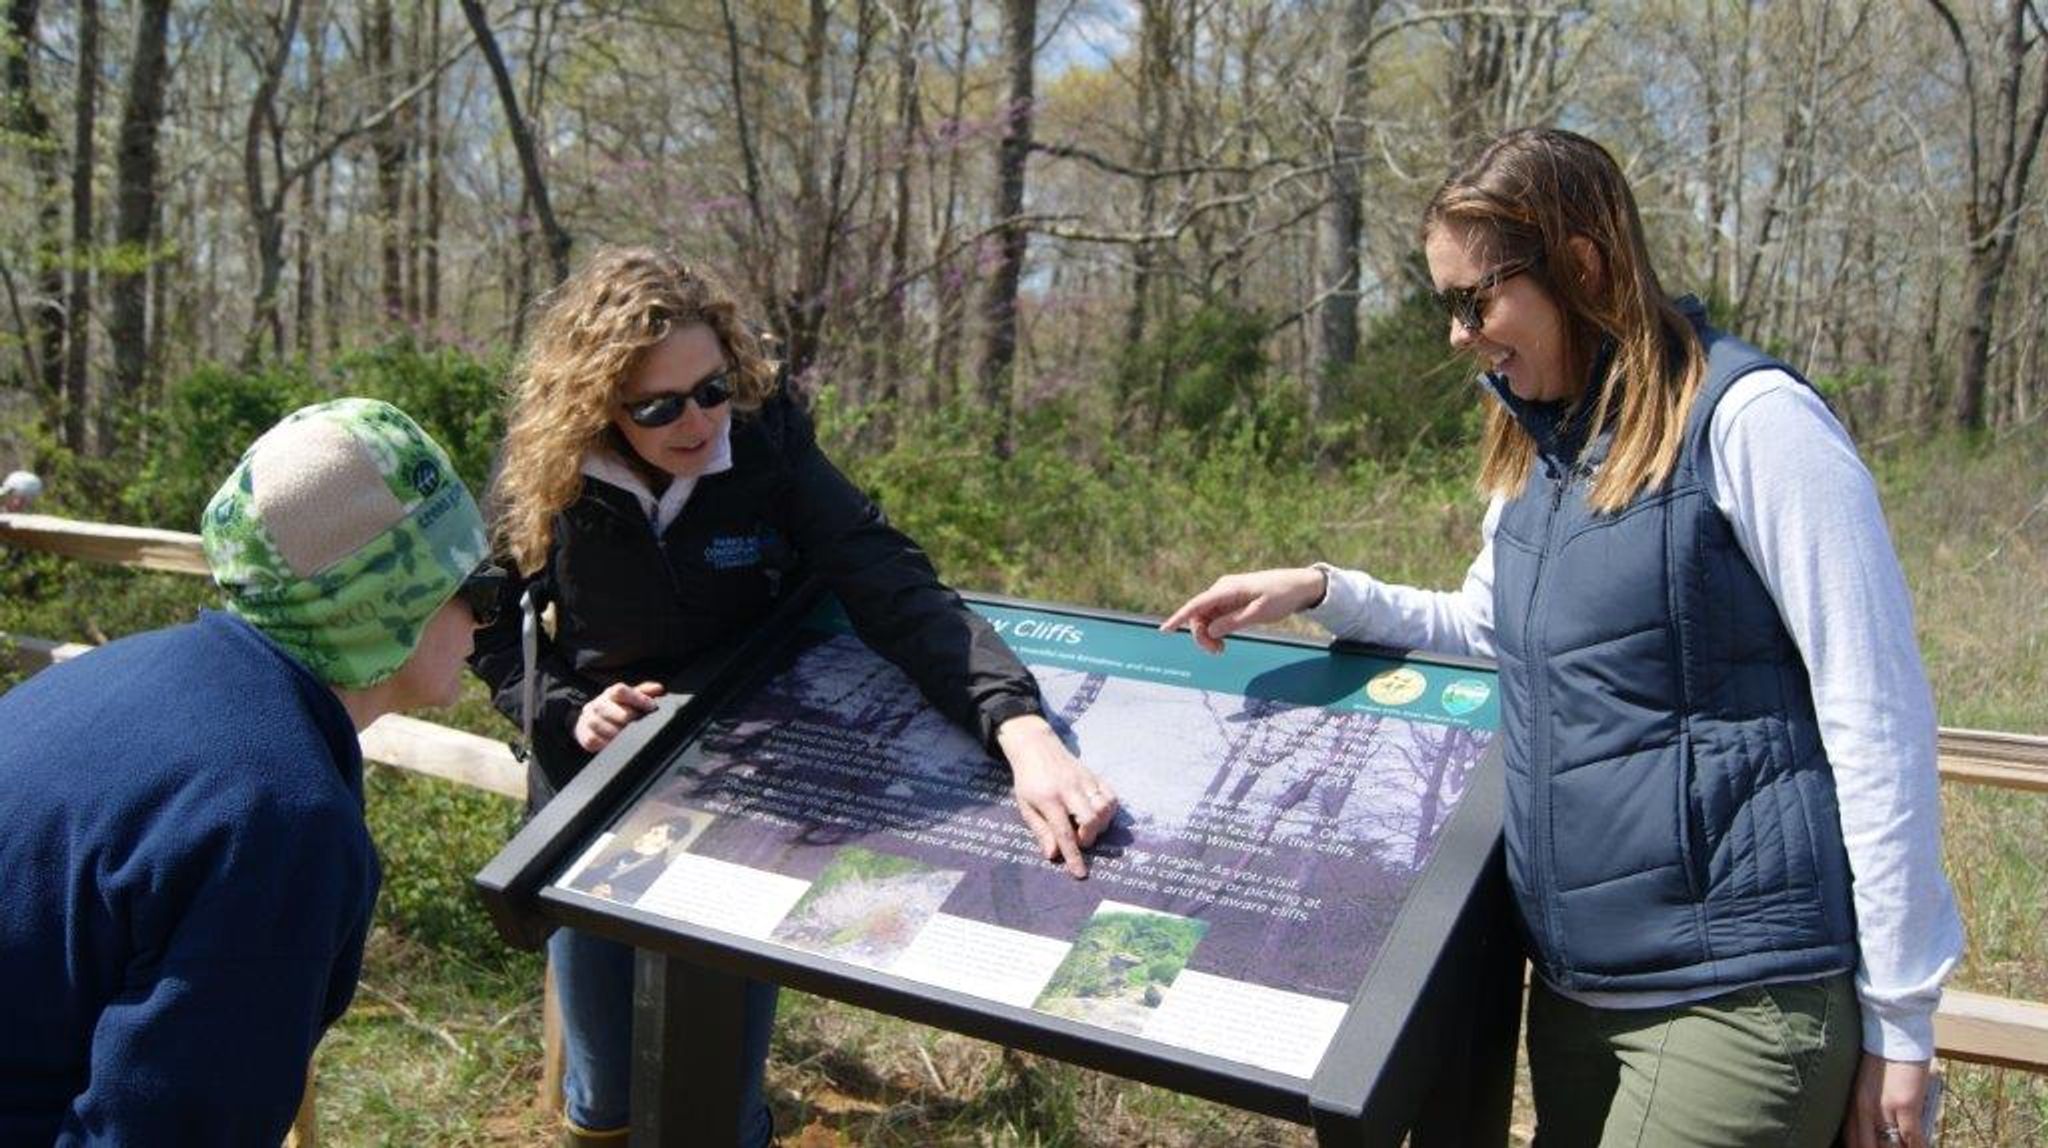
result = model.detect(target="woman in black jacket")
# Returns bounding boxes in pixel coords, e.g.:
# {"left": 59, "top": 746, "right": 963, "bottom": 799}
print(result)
{"left": 472, "top": 247, "right": 1117, "bottom": 1147}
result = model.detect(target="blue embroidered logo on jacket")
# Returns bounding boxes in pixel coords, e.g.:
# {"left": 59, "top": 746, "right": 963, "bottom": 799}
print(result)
{"left": 704, "top": 533, "right": 764, "bottom": 569}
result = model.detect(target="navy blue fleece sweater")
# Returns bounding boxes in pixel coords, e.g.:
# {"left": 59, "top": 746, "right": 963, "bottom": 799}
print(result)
{"left": 0, "top": 610, "right": 380, "bottom": 1146}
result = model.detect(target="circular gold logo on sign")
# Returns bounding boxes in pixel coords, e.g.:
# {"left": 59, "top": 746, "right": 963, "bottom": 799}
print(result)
{"left": 1366, "top": 667, "right": 1427, "bottom": 706}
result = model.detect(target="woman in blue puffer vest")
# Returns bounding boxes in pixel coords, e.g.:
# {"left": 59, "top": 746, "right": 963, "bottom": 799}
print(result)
{"left": 1164, "top": 128, "right": 1961, "bottom": 1148}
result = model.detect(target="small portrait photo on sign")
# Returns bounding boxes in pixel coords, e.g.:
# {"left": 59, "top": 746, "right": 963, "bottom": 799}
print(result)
{"left": 562, "top": 802, "right": 715, "bottom": 905}
{"left": 768, "top": 846, "right": 965, "bottom": 970}
{"left": 1034, "top": 902, "right": 1210, "bottom": 1034}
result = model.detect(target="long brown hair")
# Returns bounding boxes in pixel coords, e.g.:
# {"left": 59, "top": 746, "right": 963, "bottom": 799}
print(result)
{"left": 492, "top": 247, "right": 778, "bottom": 574}
{"left": 1422, "top": 128, "right": 1704, "bottom": 512}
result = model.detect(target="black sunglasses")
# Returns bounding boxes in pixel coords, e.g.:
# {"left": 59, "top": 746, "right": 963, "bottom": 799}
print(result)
{"left": 454, "top": 562, "right": 510, "bottom": 627}
{"left": 1436, "top": 257, "right": 1539, "bottom": 334}
{"left": 622, "top": 370, "right": 735, "bottom": 428}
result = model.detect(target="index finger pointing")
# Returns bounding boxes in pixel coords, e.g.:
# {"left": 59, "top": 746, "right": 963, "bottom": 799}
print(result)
{"left": 1161, "top": 585, "right": 1237, "bottom": 633}
{"left": 1014, "top": 799, "right": 1060, "bottom": 860}
{"left": 1160, "top": 599, "right": 1202, "bottom": 633}
{"left": 1040, "top": 799, "right": 1088, "bottom": 878}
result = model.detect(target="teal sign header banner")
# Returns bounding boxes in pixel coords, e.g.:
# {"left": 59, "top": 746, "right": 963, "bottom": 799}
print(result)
{"left": 805, "top": 599, "right": 1500, "bottom": 731}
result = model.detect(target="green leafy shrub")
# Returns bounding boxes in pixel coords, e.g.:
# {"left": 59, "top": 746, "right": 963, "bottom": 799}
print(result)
{"left": 118, "top": 342, "right": 507, "bottom": 532}
{"left": 1115, "top": 301, "right": 1276, "bottom": 436}
{"left": 364, "top": 762, "right": 534, "bottom": 973}
{"left": 1320, "top": 286, "right": 1483, "bottom": 461}
{"left": 329, "top": 341, "right": 507, "bottom": 495}
{"left": 127, "top": 362, "right": 315, "bottom": 529}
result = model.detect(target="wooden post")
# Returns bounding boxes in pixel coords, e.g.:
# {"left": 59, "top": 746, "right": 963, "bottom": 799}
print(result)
{"left": 0, "top": 512, "right": 209, "bottom": 575}
{"left": 540, "top": 955, "right": 565, "bottom": 1116}
{"left": 283, "top": 1062, "right": 317, "bottom": 1147}
{"left": 1932, "top": 989, "right": 2048, "bottom": 1071}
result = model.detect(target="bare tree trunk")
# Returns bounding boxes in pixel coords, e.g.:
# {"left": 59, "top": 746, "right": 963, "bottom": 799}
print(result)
{"left": 1728, "top": 0, "right": 1753, "bottom": 305}
{"left": 4, "top": 0, "right": 64, "bottom": 406}
{"left": 787, "top": 0, "right": 832, "bottom": 377}
{"left": 247, "top": 0, "right": 431, "bottom": 363}
{"left": 402, "top": 6, "right": 422, "bottom": 326}
{"left": 1445, "top": 10, "right": 1505, "bottom": 160}
{"left": 462, "top": 0, "right": 572, "bottom": 285}
{"left": 243, "top": 0, "right": 305, "bottom": 366}
{"left": 1734, "top": 102, "right": 1800, "bottom": 330}
{"left": 145, "top": 192, "right": 167, "bottom": 397}
{"left": 424, "top": 0, "right": 443, "bottom": 329}
{"left": 716, "top": 0, "right": 777, "bottom": 324}
{"left": 509, "top": 4, "right": 548, "bottom": 331}
{"left": 2017, "top": 255, "right": 2044, "bottom": 428}
{"left": 198, "top": 46, "right": 223, "bottom": 367}
{"left": 1312, "top": 0, "right": 1379, "bottom": 405}
{"left": 1218, "top": 6, "right": 1267, "bottom": 302}
{"left": 879, "top": 0, "right": 924, "bottom": 414}
{"left": 296, "top": 0, "right": 326, "bottom": 360}
{"left": 321, "top": 149, "right": 342, "bottom": 357}
{"left": 1122, "top": 0, "right": 1177, "bottom": 363}
{"left": 977, "top": 0, "right": 1037, "bottom": 457}
{"left": 367, "top": 0, "right": 405, "bottom": 325}
{"left": 822, "top": 0, "right": 877, "bottom": 379}
{"left": 1762, "top": 2, "right": 1838, "bottom": 354}
{"left": 107, "top": 0, "right": 173, "bottom": 452}
{"left": 1929, "top": 0, "right": 2048, "bottom": 432}
{"left": 927, "top": 0, "right": 974, "bottom": 400}
{"left": 1914, "top": 263, "right": 1945, "bottom": 426}
{"left": 64, "top": 0, "right": 97, "bottom": 450}
{"left": 1698, "top": 3, "right": 1731, "bottom": 301}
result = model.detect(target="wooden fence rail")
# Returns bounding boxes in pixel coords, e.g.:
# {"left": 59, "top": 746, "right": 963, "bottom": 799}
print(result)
{"left": 4, "top": 511, "right": 2044, "bottom": 1113}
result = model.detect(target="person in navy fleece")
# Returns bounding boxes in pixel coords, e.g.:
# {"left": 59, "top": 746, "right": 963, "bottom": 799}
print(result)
{"left": 0, "top": 399, "right": 495, "bottom": 1146}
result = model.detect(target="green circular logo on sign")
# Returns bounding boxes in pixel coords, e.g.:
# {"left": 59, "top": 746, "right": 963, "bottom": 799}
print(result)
{"left": 1441, "top": 678, "right": 1492, "bottom": 716}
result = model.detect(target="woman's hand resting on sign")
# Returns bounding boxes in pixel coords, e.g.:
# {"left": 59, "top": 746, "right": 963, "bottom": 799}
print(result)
{"left": 996, "top": 715, "right": 1118, "bottom": 879}
{"left": 1159, "top": 567, "right": 1329, "bottom": 653}
{"left": 574, "top": 680, "right": 667, "bottom": 753}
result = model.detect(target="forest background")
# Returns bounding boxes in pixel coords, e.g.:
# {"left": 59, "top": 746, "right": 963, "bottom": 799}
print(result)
{"left": 1, "top": 0, "right": 2043, "bottom": 1144}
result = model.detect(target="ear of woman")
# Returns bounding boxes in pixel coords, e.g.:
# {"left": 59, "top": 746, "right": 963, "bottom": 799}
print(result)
{"left": 1567, "top": 235, "right": 1604, "bottom": 294}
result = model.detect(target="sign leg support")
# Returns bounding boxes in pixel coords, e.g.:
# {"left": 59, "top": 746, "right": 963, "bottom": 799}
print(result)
{"left": 630, "top": 948, "right": 749, "bottom": 1148}
{"left": 1408, "top": 865, "right": 1523, "bottom": 1148}
{"left": 1309, "top": 1102, "right": 1378, "bottom": 1148}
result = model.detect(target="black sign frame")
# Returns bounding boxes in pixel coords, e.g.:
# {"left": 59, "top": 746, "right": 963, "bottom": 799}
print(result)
{"left": 476, "top": 587, "right": 1521, "bottom": 1147}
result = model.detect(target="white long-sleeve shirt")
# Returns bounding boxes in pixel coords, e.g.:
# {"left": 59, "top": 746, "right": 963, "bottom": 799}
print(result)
{"left": 1305, "top": 370, "right": 1964, "bottom": 1061}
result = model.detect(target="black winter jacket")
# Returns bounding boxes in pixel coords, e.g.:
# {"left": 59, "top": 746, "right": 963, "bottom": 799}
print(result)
{"left": 469, "top": 390, "right": 1043, "bottom": 806}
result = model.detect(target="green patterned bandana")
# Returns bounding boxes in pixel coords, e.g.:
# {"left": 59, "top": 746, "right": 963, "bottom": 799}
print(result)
{"left": 201, "top": 398, "right": 488, "bottom": 688}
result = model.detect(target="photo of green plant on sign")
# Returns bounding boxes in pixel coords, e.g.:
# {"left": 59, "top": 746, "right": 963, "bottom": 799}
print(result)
{"left": 1035, "top": 904, "right": 1210, "bottom": 1034}
{"left": 769, "top": 846, "right": 963, "bottom": 970}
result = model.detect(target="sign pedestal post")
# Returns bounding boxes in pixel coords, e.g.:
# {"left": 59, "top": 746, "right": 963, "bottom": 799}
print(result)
{"left": 631, "top": 949, "right": 749, "bottom": 1148}
{"left": 1405, "top": 870, "right": 1522, "bottom": 1148}
{"left": 1308, "top": 847, "right": 1521, "bottom": 1148}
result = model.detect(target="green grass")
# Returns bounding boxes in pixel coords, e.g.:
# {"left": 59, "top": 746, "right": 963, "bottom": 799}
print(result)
{"left": 1881, "top": 432, "right": 2048, "bottom": 1146}
{"left": 2, "top": 420, "right": 2042, "bottom": 1146}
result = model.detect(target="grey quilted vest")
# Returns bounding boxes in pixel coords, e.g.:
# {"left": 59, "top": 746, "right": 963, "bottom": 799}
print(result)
{"left": 1488, "top": 300, "right": 1858, "bottom": 992}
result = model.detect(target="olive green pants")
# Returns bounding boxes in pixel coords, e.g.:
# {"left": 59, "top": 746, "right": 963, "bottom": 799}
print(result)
{"left": 1528, "top": 973, "right": 1859, "bottom": 1148}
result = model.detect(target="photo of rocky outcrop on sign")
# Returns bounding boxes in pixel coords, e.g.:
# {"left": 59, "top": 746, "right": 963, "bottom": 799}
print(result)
{"left": 768, "top": 846, "right": 963, "bottom": 970}
{"left": 1035, "top": 904, "right": 1208, "bottom": 1033}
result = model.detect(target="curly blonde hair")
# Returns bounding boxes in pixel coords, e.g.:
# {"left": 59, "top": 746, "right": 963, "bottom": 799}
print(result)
{"left": 493, "top": 247, "right": 778, "bottom": 575}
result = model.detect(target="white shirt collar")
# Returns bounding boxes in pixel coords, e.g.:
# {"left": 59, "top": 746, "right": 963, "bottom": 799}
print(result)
{"left": 580, "top": 419, "right": 734, "bottom": 533}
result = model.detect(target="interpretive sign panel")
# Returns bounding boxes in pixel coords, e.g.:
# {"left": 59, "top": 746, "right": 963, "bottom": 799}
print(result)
{"left": 557, "top": 599, "right": 1493, "bottom": 1075}
{"left": 479, "top": 592, "right": 1517, "bottom": 1145}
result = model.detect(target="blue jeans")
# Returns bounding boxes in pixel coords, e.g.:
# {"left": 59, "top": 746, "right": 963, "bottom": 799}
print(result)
{"left": 548, "top": 927, "right": 778, "bottom": 1145}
